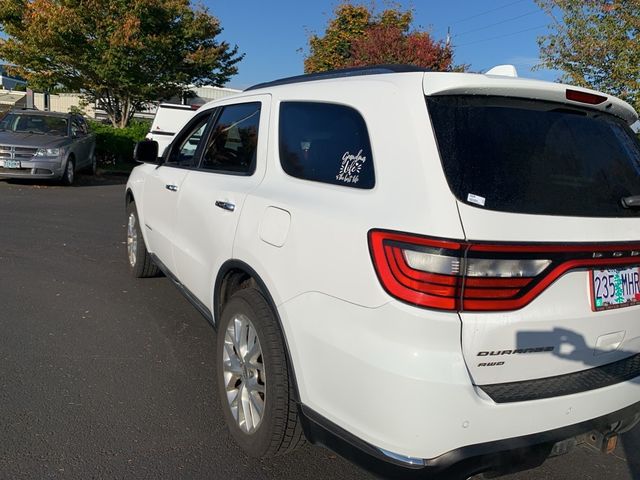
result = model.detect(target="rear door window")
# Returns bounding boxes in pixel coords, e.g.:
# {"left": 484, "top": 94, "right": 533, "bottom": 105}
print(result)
{"left": 427, "top": 95, "right": 640, "bottom": 217}
{"left": 279, "top": 102, "right": 375, "bottom": 189}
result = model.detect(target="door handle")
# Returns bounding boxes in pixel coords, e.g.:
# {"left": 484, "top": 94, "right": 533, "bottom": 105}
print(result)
{"left": 215, "top": 200, "right": 235, "bottom": 212}
{"left": 165, "top": 184, "right": 178, "bottom": 192}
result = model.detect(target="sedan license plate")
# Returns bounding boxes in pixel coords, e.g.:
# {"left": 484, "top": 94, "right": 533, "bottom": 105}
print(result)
{"left": 591, "top": 267, "right": 640, "bottom": 311}
{"left": 0, "top": 159, "right": 21, "bottom": 169}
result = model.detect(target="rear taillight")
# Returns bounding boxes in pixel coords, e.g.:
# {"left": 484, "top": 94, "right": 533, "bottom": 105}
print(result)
{"left": 369, "top": 230, "right": 640, "bottom": 312}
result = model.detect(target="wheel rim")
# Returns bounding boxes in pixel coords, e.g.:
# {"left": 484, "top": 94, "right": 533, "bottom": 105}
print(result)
{"left": 66, "top": 161, "right": 74, "bottom": 183}
{"left": 127, "top": 212, "right": 137, "bottom": 267}
{"left": 223, "top": 313, "right": 266, "bottom": 434}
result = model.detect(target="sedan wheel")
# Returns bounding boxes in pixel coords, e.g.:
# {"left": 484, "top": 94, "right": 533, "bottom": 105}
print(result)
{"left": 61, "top": 158, "right": 75, "bottom": 186}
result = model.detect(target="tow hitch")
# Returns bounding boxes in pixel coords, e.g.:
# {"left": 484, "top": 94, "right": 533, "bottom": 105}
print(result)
{"left": 584, "top": 430, "right": 618, "bottom": 454}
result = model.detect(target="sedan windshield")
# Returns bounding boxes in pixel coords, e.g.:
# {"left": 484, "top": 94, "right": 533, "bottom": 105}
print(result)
{"left": 0, "top": 113, "right": 68, "bottom": 136}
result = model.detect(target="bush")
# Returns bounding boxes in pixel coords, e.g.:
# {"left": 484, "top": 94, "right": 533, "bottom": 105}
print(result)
{"left": 87, "top": 119, "right": 150, "bottom": 166}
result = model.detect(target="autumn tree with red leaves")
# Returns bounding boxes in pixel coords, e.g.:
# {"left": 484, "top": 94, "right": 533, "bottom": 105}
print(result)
{"left": 305, "top": 3, "right": 456, "bottom": 73}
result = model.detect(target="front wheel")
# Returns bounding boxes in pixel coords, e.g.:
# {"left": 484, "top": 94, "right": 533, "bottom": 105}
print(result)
{"left": 216, "top": 288, "right": 305, "bottom": 458}
{"left": 126, "top": 202, "right": 159, "bottom": 278}
{"left": 61, "top": 158, "right": 75, "bottom": 186}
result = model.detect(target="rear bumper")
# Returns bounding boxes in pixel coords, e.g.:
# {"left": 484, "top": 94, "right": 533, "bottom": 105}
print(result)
{"left": 301, "top": 400, "right": 640, "bottom": 479}
{"left": 280, "top": 292, "right": 640, "bottom": 461}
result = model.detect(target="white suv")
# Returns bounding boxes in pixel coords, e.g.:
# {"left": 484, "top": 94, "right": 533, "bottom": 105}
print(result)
{"left": 125, "top": 65, "right": 640, "bottom": 478}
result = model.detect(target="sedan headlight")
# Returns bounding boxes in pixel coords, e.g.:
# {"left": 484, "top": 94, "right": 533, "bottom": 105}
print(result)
{"left": 35, "top": 148, "right": 62, "bottom": 157}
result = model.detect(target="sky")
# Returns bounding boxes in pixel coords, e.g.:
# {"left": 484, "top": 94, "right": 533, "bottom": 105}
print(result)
{"left": 206, "top": 0, "right": 560, "bottom": 90}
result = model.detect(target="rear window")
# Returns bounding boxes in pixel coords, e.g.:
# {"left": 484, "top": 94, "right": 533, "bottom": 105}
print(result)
{"left": 427, "top": 95, "right": 640, "bottom": 217}
{"left": 279, "top": 102, "right": 375, "bottom": 189}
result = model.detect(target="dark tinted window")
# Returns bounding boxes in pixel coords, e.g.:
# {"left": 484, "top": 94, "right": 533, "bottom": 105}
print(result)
{"left": 427, "top": 95, "right": 640, "bottom": 217}
{"left": 200, "top": 102, "right": 261, "bottom": 174}
{"left": 166, "top": 112, "right": 212, "bottom": 167}
{"left": 279, "top": 102, "right": 374, "bottom": 189}
{"left": 71, "top": 118, "right": 86, "bottom": 137}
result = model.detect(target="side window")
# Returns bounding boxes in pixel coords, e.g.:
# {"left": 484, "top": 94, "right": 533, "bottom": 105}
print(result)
{"left": 166, "top": 112, "right": 212, "bottom": 167}
{"left": 200, "top": 102, "right": 261, "bottom": 174}
{"left": 71, "top": 118, "right": 85, "bottom": 137}
{"left": 279, "top": 102, "right": 375, "bottom": 189}
{"left": 78, "top": 117, "right": 88, "bottom": 135}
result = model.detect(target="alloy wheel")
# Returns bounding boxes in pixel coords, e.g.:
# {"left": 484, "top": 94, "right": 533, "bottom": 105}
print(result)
{"left": 127, "top": 212, "right": 137, "bottom": 267}
{"left": 66, "top": 161, "right": 74, "bottom": 184}
{"left": 222, "top": 313, "right": 266, "bottom": 434}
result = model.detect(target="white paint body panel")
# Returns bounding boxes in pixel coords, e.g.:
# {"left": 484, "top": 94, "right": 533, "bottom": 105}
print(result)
{"left": 126, "top": 70, "right": 640, "bottom": 462}
{"left": 279, "top": 291, "right": 640, "bottom": 459}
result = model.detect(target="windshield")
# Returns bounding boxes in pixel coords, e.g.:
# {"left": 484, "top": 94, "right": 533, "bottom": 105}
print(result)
{"left": 427, "top": 95, "right": 640, "bottom": 218}
{"left": 0, "top": 113, "right": 68, "bottom": 136}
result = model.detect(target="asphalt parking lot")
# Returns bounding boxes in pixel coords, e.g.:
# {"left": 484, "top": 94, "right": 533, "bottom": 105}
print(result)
{"left": 1, "top": 175, "right": 639, "bottom": 480}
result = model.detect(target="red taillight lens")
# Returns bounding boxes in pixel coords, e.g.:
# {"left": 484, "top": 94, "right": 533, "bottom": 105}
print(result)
{"left": 566, "top": 88, "right": 607, "bottom": 105}
{"left": 369, "top": 230, "right": 463, "bottom": 310}
{"left": 369, "top": 230, "right": 640, "bottom": 312}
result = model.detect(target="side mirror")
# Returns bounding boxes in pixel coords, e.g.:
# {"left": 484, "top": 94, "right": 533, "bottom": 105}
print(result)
{"left": 134, "top": 140, "right": 159, "bottom": 164}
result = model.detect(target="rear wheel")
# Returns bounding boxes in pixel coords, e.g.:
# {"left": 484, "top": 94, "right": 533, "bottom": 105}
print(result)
{"left": 61, "top": 158, "right": 75, "bottom": 186}
{"left": 126, "top": 202, "right": 159, "bottom": 278}
{"left": 87, "top": 153, "right": 97, "bottom": 175}
{"left": 216, "top": 288, "right": 305, "bottom": 457}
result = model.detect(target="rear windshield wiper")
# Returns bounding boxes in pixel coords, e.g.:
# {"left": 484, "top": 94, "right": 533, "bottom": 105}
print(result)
{"left": 621, "top": 195, "right": 640, "bottom": 208}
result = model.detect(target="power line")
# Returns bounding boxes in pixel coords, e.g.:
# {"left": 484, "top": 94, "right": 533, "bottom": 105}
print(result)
{"left": 451, "top": 0, "right": 529, "bottom": 25}
{"left": 455, "top": 24, "right": 548, "bottom": 48}
{"left": 455, "top": 10, "right": 541, "bottom": 37}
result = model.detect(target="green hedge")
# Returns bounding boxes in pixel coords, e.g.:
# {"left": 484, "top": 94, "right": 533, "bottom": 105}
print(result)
{"left": 88, "top": 119, "right": 150, "bottom": 165}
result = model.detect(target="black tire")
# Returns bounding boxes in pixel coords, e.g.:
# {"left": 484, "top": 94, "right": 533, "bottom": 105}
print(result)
{"left": 126, "top": 202, "right": 160, "bottom": 278}
{"left": 61, "top": 157, "right": 75, "bottom": 186}
{"left": 87, "top": 153, "right": 97, "bottom": 175}
{"left": 216, "top": 288, "right": 305, "bottom": 458}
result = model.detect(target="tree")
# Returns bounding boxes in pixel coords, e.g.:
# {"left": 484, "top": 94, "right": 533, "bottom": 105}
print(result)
{"left": 304, "top": 3, "right": 453, "bottom": 73}
{"left": 0, "top": 0, "right": 243, "bottom": 127}
{"left": 536, "top": 0, "right": 640, "bottom": 113}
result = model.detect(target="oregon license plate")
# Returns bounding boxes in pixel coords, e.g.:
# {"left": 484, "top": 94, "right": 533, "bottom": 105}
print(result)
{"left": 0, "top": 159, "right": 20, "bottom": 168}
{"left": 591, "top": 267, "right": 640, "bottom": 311}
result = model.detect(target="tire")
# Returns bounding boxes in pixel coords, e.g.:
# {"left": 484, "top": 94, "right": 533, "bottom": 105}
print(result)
{"left": 61, "top": 157, "right": 75, "bottom": 186}
{"left": 87, "top": 153, "right": 97, "bottom": 175}
{"left": 126, "top": 202, "right": 160, "bottom": 278}
{"left": 216, "top": 288, "right": 305, "bottom": 458}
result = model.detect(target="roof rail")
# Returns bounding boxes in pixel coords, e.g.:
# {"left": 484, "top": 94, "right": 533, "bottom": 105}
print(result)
{"left": 245, "top": 64, "right": 429, "bottom": 91}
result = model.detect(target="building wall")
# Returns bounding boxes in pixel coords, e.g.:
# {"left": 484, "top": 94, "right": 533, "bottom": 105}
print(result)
{"left": 33, "top": 93, "right": 96, "bottom": 117}
{"left": 30, "top": 86, "right": 240, "bottom": 120}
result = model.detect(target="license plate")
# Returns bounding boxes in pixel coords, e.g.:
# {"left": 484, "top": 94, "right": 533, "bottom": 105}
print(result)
{"left": 590, "top": 267, "right": 640, "bottom": 311}
{"left": 0, "top": 159, "right": 21, "bottom": 168}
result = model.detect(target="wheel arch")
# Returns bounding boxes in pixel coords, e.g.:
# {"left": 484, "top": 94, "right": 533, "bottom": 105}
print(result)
{"left": 214, "top": 259, "right": 301, "bottom": 403}
{"left": 125, "top": 188, "right": 135, "bottom": 206}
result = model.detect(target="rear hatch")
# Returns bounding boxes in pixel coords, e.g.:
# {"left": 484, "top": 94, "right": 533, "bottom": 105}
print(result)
{"left": 425, "top": 90, "right": 640, "bottom": 391}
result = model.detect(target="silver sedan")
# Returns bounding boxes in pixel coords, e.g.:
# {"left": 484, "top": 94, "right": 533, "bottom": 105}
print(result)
{"left": 0, "top": 110, "right": 96, "bottom": 185}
